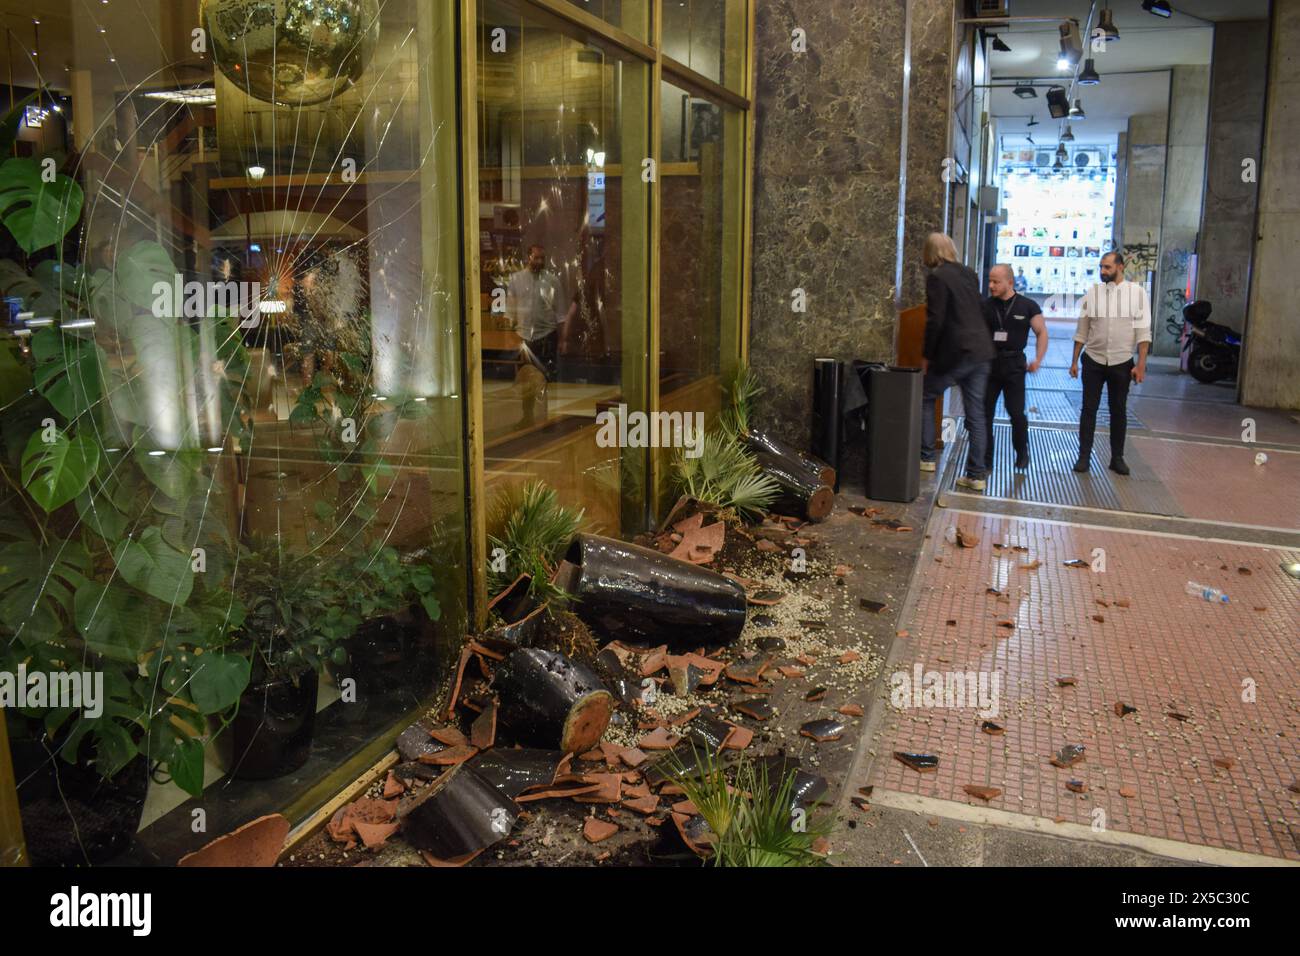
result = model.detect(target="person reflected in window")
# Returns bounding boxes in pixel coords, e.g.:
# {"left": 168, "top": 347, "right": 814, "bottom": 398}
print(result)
{"left": 507, "top": 243, "right": 566, "bottom": 379}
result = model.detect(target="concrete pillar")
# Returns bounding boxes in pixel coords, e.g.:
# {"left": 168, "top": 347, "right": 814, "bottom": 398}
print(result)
{"left": 1119, "top": 110, "right": 1167, "bottom": 290}
{"left": 1196, "top": 21, "right": 1269, "bottom": 334}
{"left": 1152, "top": 65, "right": 1209, "bottom": 358}
{"left": 748, "top": 0, "right": 955, "bottom": 447}
{"left": 1242, "top": 1, "right": 1300, "bottom": 410}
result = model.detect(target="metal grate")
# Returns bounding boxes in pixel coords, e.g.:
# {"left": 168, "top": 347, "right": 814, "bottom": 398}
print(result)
{"left": 949, "top": 425, "right": 1183, "bottom": 516}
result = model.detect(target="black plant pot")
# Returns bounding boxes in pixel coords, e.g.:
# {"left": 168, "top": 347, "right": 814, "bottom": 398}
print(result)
{"left": 560, "top": 533, "right": 748, "bottom": 648}
{"left": 218, "top": 664, "right": 318, "bottom": 781}
{"left": 9, "top": 726, "right": 148, "bottom": 866}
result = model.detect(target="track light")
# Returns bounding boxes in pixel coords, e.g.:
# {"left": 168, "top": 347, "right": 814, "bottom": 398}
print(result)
{"left": 1062, "top": 124, "right": 1075, "bottom": 142}
{"left": 991, "top": 34, "right": 1011, "bottom": 53}
{"left": 1070, "top": 98, "right": 1087, "bottom": 119}
{"left": 1058, "top": 19, "right": 1082, "bottom": 67}
{"left": 1046, "top": 86, "right": 1070, "bottom": 119}
{"left": 1056, "top": 143, "right": 1068, "bottom": 160}
{"left": 1053, "top": 156, "right": 1065, "bottom": 170}
{"left": 1098, "top": 7, "right": 1121, "bottom": 41}
{"left": 1079, "top": 59, "right": 1101, "bottom": 85}
{"left": 1143, "top": 0, "right": 1173, "bottom": 18}
{"left": 1013, "top": 81, "right": 1038, "bottom": 99}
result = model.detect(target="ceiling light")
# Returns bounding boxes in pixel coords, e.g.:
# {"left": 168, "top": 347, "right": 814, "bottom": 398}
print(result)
{"left": 1062, "top": 124, "right": 1075, "bottom": 142}
{"left": 1046, "top": 87, "right": 1070, "bottom": 119}
{"left": 1070, "top": 99, "right": 1087, "bottom": 119}
{"left": 247, "top": 165, "right": 266, "bottom": 181}
{"left": 1013, "top": 82, "right": 1037, "bottom": 100}
{"left": 991, "top": 34, "right": 1011, "bottom": 53}
{"left": 1027, "top": 115, "right": 1039, "bottom": 128}
{"left": 1058, "top": 19, "right": 1082, "bottom": 66}
{"left": 145, "top": 87, "right": 217, "bottom": 105}
{"left": 1053, "top": 156, "right": 1065, "bottom": 170}
{"left": 1056, "top": 143, "right": 1069, "bottom": 159}
{"left": 1079, "top": 59, "right": 1101, "bottom": 85}
{"left": 1143, "top": 0, "right": 1173, "bottom": 18}
{"left": 1098, "top": 7, "right": 1121, "bottom": 41}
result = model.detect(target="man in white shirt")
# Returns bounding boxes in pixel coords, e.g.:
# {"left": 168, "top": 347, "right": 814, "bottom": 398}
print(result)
{"left": 1069, "top": 251, "right": 1151, "bottom": 475}
{"left": 506, "top": 243, "right": 566, "bottom": 378}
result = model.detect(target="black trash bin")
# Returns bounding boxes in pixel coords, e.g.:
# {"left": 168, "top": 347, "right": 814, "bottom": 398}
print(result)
{"left": 864, "top": 366, "right": 922, "bottom": 502}
{"left": 811, "top": 358, "right": 844, "bottom": 490}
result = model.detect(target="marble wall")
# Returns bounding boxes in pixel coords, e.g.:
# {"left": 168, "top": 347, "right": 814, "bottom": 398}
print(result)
{"left": 1243, "top": 0, "right": 1300, "bottom": 410}
{"left": 748, "top": 0, "right": 955, "bottom": 448}
{"left": 1197, "top": 21, "right": 1269, "bottom": 335}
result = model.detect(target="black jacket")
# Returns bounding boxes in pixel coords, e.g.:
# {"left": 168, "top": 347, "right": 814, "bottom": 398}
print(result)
{"left": 924, "top": 261, "right": 995, "bottom": 373}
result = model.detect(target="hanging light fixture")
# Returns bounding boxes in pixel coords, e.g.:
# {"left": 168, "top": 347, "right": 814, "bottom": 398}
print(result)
{"left": 1014, "top": 81, "right": 1038, "bottom": 99}
{"left": 1098, "top": 4, "right": 1121, "bottom": 41}
{"left": 1070, "top": 99, "right": 1087, "bottom": 119}
{"left": 1062, "top": 124, "right": 1075, "bottom": 142}
{"left": 1079, "top": 58, "right": 1101, "bottom": 85}
{"left": 1046, "top": 86, "right": 1071, "bottom": 119}
{"left": 1056, "top": 142, "right": 1069, "bottom": 160}
{"left": 1143, "top": 0, "right": 1174, "bottom": 18}
{"left": 1057, "top": 19, "right": 1082, "bottom": 70}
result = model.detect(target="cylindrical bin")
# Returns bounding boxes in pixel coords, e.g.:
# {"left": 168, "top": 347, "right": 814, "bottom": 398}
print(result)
{"left": 563, "top": 533, "right": 748, "bottom": 647}
{"left": 866, "top": 365, "right": 922, "bottom": 503}
{"left": 812, "top": 358, "right": 844, "bottom": 489}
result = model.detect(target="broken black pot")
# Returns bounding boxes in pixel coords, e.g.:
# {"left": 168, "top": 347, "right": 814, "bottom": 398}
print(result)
{"left": 9, "top": 725, "right": 149, "bottom": 866}
{"left": 492, "top": 647, "right": 614, "bottom": 755}
{"left": 485, "top": 574, "right": 547, "bottom": 645}
{"left": 560, "top": 534, "right": 748, "bottom": 648}
{"left": 400, "top": 763, "right": 520, "bottom": 861}
{"left": 216, "top": 662, "right": 318, "bottom": 781}
{"left": 741, "top": 427, "right": 836, "bottom": 487}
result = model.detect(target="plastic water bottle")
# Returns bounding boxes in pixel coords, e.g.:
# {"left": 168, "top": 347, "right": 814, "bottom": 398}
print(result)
{"left": 1185, "top": 581, "right": 1229, "bottom": 604}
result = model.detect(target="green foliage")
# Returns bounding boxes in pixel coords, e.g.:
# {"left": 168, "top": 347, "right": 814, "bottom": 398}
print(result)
{"left": 663, "top": 747, "right": 835, "bottom": 867}
{"left": 0, "top": 156, "right": 84, "bottom": 254}
{"left": 720, "top": 362, "right": 764, "bottom": 437}
{"left": 20, "top": 427, "right": 99, "bottom": 512}
{"left": 671, "top": 430, "right": 779, "bottom": 520}
{"left": 487, "top": 480, "right": 584, "bottom": 605}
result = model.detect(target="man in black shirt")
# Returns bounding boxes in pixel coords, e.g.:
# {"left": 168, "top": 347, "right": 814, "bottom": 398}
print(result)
{"left": 983, "top": 264, "right": 1048, "bottom": 470}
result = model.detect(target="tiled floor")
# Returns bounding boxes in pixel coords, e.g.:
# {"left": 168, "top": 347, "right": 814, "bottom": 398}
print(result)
{"left": 868, "top": 513, "right": 1300, "bottom": 860}
{"left": 876, "top": 334, "right": 1300, "bottom": 863}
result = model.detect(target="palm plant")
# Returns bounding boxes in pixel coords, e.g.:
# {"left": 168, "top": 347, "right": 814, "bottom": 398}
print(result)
{"left": 719, "top": 362, "right": 764, "bottom": 437}
{"left": 486, "top": 480, "right": 584, "bottom": 605}
{"left": 671, "top": 430, "right": 778, "bottom": 520}
{"left": 664, "top": 746, "right": 835, "bottom": 867}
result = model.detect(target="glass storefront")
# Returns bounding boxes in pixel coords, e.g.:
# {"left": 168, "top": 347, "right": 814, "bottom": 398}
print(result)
{"left": 0, "top": 0, "right": 751, "bottom": 866}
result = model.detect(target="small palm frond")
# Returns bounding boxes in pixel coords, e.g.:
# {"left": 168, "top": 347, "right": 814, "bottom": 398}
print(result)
{"left": 720, "top": 363, "right": 764, "bottom": 436}
{"left": 487, "top": 480, "right": 584, "bottom": 603}
{"left": 672, "top": 430, "right": 778, "bottom": 519}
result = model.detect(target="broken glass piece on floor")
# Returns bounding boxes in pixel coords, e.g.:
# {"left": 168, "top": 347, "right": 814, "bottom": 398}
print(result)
{"left": 894, "top": 752, "right": 939, "bottom": 773}
{"left": 1051, "top": 744, "right": 1086, "bottom": 768}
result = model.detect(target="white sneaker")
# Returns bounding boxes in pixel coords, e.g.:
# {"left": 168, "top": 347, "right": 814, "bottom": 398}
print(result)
{"left": 920, "top": 460, "right": 937, "bottom": 473}
{"left": 955, "top": 476, "right": 987, "bottom": 492}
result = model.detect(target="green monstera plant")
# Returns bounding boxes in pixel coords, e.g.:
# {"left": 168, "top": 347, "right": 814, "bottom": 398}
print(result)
{"left": 0, "top": 98, "right": 255, "bottom": 796}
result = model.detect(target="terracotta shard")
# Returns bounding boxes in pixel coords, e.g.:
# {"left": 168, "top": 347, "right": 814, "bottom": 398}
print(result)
{"left": 573, "top": 773, "right": 623, "bottom": 804}
{"left": 733, "top": 697, "right": 774, "bottom": 721}
{"left": 962, "top": 785, "right": 1001, "bottom": 802}
{"left": 640, "top": 646, "right": 670, "bottom": 677}
{"left": 955, "top": 528, "right": 980, "bottom": 548}
{"left": 1091, "top": 614, "right": 1105, "bottom": 624}
{"left": 838, "top": 703, "right": 865, "bottom": 717}
{"left": 859, "top": 598, "right": 888, "bottom": 614}
{"left": 1066, "top": 780, "right": 1087, "bottom": 794}
{"left": 725, "top": 658, "right": 772, "bottom": 686}
{"left": 1050, "top": 744, "right": 1086, "bottom": 768}
{"left": 419, "top": 744, "right": 478, "bottom": 766}
{"left": 420, "top": 849, "right": 484, "bottom": 868}
{"left": 383, "top": 771, "right": 406, "bottom": 799}
{"left": 981, "top": 721, "right": 1004, "bottom": 736}
{"left": 800, "top": 719, "right": 845, "bottom": 743}
{"left": 599, "top": 740, "right": 625, "bottom": 764}
{"left": 1114, "top": 598, "right": 1131, "bottom": 608}
{"left": 1019, "top": 559, "right": 1042, "bottom": 571}
{"left": 804, "top": 687, "right": 828, "bottom": 703}
{"left": 777, "top": 665, "right": 805, "bottom": 679}
{"left": 583, "top": 818, "right": 619, "bottom": 843}
{"left": 1056, "top": 676, "right": 1077, "bottom": 687}
{"left": 1167, "top": 711, "right": 1190, "bottom": 722}
{"left": 353, "top": 821, "right": 400, "bottom": 849}
{"left": 995, "top": 619, "right": 1015, "bottom": 629}
{"left": 620, "top": 747, "right": 648, "bottom": 769}
{"left": 446, "top": 646, "right": 475, "bottom": 718}
{"left": 1212, "top": 757, "right": 1235, "bottom": 771}
{"left": 638, "top": 727, "right": 682, "bottom": 750}
{"left": 839, "top": 650, "right": 861, "bottom": 664}
{"left": 1119, "top": 785, "right": 1138, "bottom": 798}
{"left": 756, "top": 538, "right": 780, "bottom": 553}
{"left": 669, "top": 519, "right": 725, "bottom": 565}
{"left": 894, "top": 751, "right": 939, "bottom": 773}
{"left": 1114, "top": 702, "right": 1137, "bottom": 718}
{"left": 430, "top": 726, "right": 469, "bottom": 748}
{"left": 623, "top": 795, "right": 660, "bottom": 815}
{"left": 722, "top": 725, "right": 754, "bottom": 750}
{"left": 177, "top": 814, "right": 291, "bottom": 868}
{"left": 470, "top": 699, "right": 498, "bottom": 750}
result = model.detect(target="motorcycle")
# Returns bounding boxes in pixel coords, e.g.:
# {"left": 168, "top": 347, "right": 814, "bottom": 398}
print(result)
{"left": 1181, "top": 300, "right": 1241, "bottom": 384}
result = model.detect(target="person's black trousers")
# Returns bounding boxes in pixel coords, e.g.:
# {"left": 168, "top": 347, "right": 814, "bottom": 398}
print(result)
{"left": 984, "top": 352, "right": 1028, "bottom": 469}
{"left": 1078, "top": 352, "right": 1133, "bottom": 461}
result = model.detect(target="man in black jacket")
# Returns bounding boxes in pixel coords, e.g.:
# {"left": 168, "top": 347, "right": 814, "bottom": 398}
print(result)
{"left": 983, "top": 263, "right": 1048, "bottom": 470}
{"left": 920, "top": 233, "right": 995, "bottom": 491}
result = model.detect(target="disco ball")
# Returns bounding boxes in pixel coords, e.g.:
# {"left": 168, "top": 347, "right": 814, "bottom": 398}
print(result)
{"left": 201, "top": 0, "right": 381, "bottom": 107}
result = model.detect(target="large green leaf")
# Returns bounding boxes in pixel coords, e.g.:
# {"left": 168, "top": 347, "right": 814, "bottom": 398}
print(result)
{"left": 20, "top": 427, "right": 100, "bottom": 512}
{"left": 31, "top": 326, "right": 104, "bottom": 422}
{"left": 188, "top": 651, "right": 250, "bottom": 715}
{"left": 113, "top": 526, "right": 193, "bottom": 606}
{"left": 0, "top": 539, "right": 88, "bottom": 642}
{"left": 74, "top": 581, "right": 151, "bottom": 663}
{"left": 134, "top": 445, "right": 203, "bottom": 499}
{"left": 116, "top": 241, "right": 177, "bottom": 311}
{"left": 75, "top": 471, "right": 133, "bottom": 542}
{"left": 0, "top": 156, "right": 84, "bottom": 253}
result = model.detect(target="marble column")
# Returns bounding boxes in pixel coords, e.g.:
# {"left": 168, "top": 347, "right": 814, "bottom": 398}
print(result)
{"left": 1242, "top": 0, "right": 1300, "bottom": 410}
{"left": 748, "top": 0, "right": 955, "bottom": 449}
